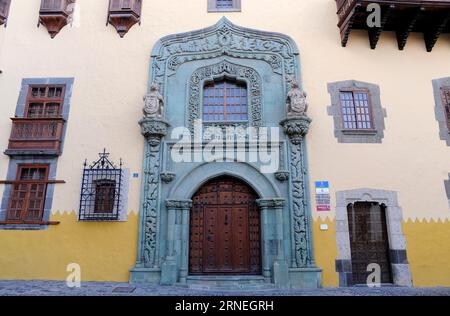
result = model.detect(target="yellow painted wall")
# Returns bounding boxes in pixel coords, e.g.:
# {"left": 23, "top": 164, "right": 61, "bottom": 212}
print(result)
{"left": 0, "top": 0, "right": 449, "bottom": 285}
{"left": 0, "top": 212, "right": 138, "bottom": 282}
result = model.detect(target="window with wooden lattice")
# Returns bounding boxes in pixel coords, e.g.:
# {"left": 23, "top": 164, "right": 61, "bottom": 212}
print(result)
{"left": 25, "top": 85, "right": 65, "bottom": 118}
{"left": 203, "top": 79, "right": 248, "bottom": 122}
{"left": 339, "top": 90, "right": 374, "bottom": 130}
{"left": 208, "top": 0, "right": 241, "bottom": 12}
{"left": 6, "top": 165, "right": 49, "bottom": 224}
{"left": 440, "top": 87, "right": 450, "bottom": 132}
{"left": 0, "top": 0, "right": 11, "bottom": 26}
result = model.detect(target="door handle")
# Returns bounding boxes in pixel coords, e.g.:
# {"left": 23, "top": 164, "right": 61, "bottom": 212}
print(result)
{"left": 224, "top": 214, "right": 229, "bottom": 226}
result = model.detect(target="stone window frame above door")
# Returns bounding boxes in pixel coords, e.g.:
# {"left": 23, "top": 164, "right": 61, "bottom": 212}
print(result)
{"left": 207, "top": 0, "right": 241, "bottom": 12}
{"left": 334, "top": 188, "right": 413, "bottom": 287}
{"left": 187, "top": 60, "right": 263, "bottom": 134}
{"left": 432, "top": 77, "right": 450, "bottom": 146}
{"left": 327, "top": 80, "right": 387, "bottom": 143}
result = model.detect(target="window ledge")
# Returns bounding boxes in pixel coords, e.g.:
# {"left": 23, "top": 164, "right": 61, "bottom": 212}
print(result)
{"left": 341, "top": 129, "right": 377, "bottom": 136}
{"left": 208, "top": 9, "right": 241, "bottom": 12}
{"left": 0, "top": 221, "right": 60, "bottom": 226}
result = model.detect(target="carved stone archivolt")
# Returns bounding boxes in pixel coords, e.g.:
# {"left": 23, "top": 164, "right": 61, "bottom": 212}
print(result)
{"left": 151, "top": 17, "right": 299, "bottom": 95}
{"left": 188, "top": 60, "right": 262, "bottom": 132}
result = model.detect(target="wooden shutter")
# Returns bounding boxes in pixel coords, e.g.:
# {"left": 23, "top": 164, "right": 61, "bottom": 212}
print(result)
{"left": 6, "top": 165, "right": 49, "bottom": 223}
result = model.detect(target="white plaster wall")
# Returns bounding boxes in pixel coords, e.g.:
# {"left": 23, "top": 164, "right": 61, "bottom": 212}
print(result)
{"left": 0, "top": 0, "right": 449, "bottom": 220}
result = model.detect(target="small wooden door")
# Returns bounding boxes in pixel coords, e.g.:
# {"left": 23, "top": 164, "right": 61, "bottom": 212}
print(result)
{"left": 189, "top": 177, "right": 261, "bottom": 275}
{"left": 348, "top": 202, "right": 393, "bottom": 284}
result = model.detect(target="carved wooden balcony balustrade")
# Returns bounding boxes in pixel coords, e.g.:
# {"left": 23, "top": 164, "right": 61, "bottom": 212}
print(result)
{"left": 38, "top": 0, "right": 75, "bottom": 38}
{"left": 336, "top": 0, "right": 450, "bottom": 51}
{"left": 5, "top": 118, "right": 66, "bottom": 156}
{"left": 0, "top": 0, "right": 11, "bottom": 26}
{"left": 107, "top": 0, "right": 142, "bottom": 37}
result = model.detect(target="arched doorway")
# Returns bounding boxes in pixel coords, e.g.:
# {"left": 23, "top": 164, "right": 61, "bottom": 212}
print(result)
{"left": 189, "top": 176, "right": 261, "bottom": 275}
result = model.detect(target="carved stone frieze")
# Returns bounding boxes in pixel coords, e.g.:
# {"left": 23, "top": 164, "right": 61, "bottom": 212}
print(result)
{"left": 151, "top": 17, "right": 299, "bottom": 94}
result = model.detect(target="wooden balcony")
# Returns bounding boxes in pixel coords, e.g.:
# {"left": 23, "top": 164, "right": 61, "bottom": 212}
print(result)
{"left": 336, "top": 0, "right": 450, "bottom": 51}
{"left": 39, "top": 0, "right": 75, "bottom": 38}
{"left": 107, "top": 0, "right": 142, "bottom": 38}
{"left": 5, "top": 118, "right": 66, "bottom": 157}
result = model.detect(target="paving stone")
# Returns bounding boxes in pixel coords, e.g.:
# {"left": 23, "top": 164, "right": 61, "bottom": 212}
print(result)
{"left": 0, "top": 281, "right": 449, "bottom": 296}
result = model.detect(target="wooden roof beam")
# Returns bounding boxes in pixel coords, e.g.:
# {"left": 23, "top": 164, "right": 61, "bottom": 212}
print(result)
{"left": 424, "top": 11, "right": 450, "bottom": 52}
{"left": 368, "top": 4, "right": 395, "bottom": 49}
{"left": 396, "top": 6, "right": 425, "bottom": 50}
{"left": 340, "top": 3, "right": 362, "bottom": 47}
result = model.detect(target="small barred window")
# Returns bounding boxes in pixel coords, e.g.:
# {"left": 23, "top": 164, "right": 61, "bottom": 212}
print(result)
{"left": 440, "top": 87, "right": 450, "bottom": 132}
{"left": 208, "top": 0, "right": 241, "bottom": 12}
{"left": 79, "top": 150, "right": 123, "bottom": 221}
{"left": 339, "top": 90, "right": 374, "bottom": 130}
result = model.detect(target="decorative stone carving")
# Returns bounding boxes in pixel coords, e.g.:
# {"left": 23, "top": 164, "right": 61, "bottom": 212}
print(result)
{"left": 160, "top": 171, "right": 176, "bottom": 183}
{"left": 280, "top": 115, "right": 313, "bottom": 268}
{"left": 143, "top": 84, "right": 164, "bottom": 118}
{"left": 151, "top": 17, "right": 299, "bottom": 94}
{"left": 188, "top": 60, "right": 262, "bottom": 132}
{"left": 286, "top": 80, "right": 308, "bottom": 117}
{"left": 138, "top": 117, "right": 170, "bottom": 268}
{"left": 256, "top": 198, "right": 285, "bottom": 209}
{"left": 274, "top": 170, "right": 290, "bottom": 182}
{"left": 165, "top": 199, "right": 193, "bottom": 210}
{"left": 280, "top": 116, "right": 312, "bottom": 145}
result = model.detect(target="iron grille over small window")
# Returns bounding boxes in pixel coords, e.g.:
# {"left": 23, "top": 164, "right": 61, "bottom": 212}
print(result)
{"left": 441, "top": 87, "right": 450, "bottom": 132}
{"left": 79, "top": 149, "right": 123, "bottom": 221}
{"left": 339, "top": 90, "right": 374, "bottom": 130}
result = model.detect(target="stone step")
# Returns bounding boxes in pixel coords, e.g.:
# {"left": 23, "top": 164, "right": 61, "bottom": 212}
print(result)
{"left": 184, "top": 276, "right": 276, "bottom": 291}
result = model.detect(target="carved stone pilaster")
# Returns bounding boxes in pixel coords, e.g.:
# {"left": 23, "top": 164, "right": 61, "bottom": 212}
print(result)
{"left": 138, "top": 118, "right": 170, "bottom": 268}
{"left": 161, "top": 199, "right": 193, "bottom": 285}
{"left": 280, "top": 115, "right": 314, "bottom": 269}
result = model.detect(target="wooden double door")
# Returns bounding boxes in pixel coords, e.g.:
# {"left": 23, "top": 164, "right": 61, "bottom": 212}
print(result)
{"left": 348, "top": 202, "right": 393, "bottom": 284}
{"left": 189, "top": 177, "right": 261, "bottom": 275}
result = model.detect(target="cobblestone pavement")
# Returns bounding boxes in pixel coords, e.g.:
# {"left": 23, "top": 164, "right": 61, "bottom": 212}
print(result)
{"left": 0, "top": 281, "right": 449, "bottom": 296}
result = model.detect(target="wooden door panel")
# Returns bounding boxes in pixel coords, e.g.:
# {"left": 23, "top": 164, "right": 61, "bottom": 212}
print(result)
{"left": 203, "top": 206, "right": 218, "bottom": 272}
{"left": 189, "top": 177, "right": 261, "bottom": 275}
{"left": 348, "top": 202, "right": 393, "bottom": 285}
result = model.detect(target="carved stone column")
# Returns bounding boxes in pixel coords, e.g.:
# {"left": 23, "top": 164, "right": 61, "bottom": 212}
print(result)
{"left": 161, "top": 199, "right": 192, "bottom": 285}
{"left": 130, "top": 117, "right": 170, "bottom": 283}
{"left": 280, "top": 115, "right": 322, "bottom": 288}
{"left": 257, "top": 198, "right": 289, "bottom": 288}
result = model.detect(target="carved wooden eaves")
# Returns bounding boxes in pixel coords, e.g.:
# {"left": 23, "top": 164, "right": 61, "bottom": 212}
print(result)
{"left": 0, "top": 0, "right": 11, "bottom": 27}
{"left": 107, "top": 0, "right": 142, "bottom": 38}
{"left": 38, "top": 0, "right": 75, "bottom": 38}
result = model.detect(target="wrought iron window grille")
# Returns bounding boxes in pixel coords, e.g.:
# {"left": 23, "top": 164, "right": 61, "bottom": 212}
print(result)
{"left": 78, "top": 149, "right": 123, "bottom": 221}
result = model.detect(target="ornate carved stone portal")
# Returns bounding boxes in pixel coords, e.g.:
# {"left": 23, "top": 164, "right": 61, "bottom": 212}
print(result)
{"left": 130, "top": 18, "right": 321, "bottom": 288}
